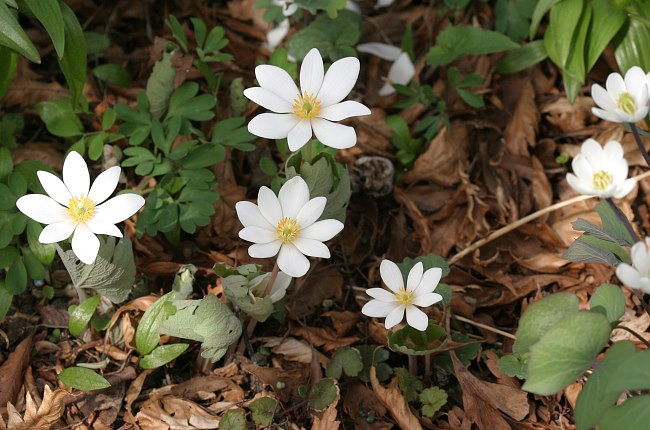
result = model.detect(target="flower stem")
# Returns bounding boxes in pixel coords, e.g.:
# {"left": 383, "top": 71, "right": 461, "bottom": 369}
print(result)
{"left": 630, "top": 287, "right": 650, "bottom": 319}
{"left": 614, "top": 324, "right": 650, "bottom": 348}
{"left": 408, "top": 354, "right": 417, "bottom": 376}
{"left": 629, "top": 123, "right": 650, "bottom": 168}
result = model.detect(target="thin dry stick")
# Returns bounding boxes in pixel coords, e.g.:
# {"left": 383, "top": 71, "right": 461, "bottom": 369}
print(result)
{"left": 454, "top": 314, "right": 517, "bottom": 340}
{"left": 448, "top": 170, "right": 650, "bottom": 266}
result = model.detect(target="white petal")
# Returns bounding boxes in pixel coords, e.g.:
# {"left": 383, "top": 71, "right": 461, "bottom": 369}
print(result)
{"left": 300, "top": 219, "right": 344, "bottom": 241}
{"left": 378, "top": 83, "right": 396, "bottom": 96}
{"left": 362, "top": 300, "right": 398, "bottom": 318}
{"left": 255, "top": 64, "right": 300, "bottom": 103}
{"left": 243, "top": 87, "right": 293, "bottom": 113}
{"left": 405, "top": 306, "right": 429, "bottom": 331}
{"left": 375, "top": 0, "right": 395, "bottom": 7}
{"left": 380, "top": 259, "right": 404, "bottom": 294}
{"left": 581, "top": 139, "right": 605, "bottom": 167}
{"left": 406, "top": 262, "right": 423, "bottom": 292}
{"left": 571, "top": 155, "right": 593, "bottom": 182}
{"left": 384, "top": 305, "right": 405, "bottom": 329}
{"left": 625, "top": 66, "right": 646, "bottom": 94}
{"left": 37, "top": 171, "right": 72, "bottom": 206}
{"left": 617, "top": 263, "right": 643, "bottom": 289}
{"left": 248, "top": 113, "right": 300, "bottom": 139}
{"left": 293, "top": 237, "right": 330, "bottom": 258}
{"left": 71, "top": 223, "right": 100, "bottom": 265}
{"left": 591, "top": 84, "right": 617, "bottom": 112}
{"left": 412, "top": 292, "right": 443, "bottom": 307}
{"left": 605, "top": 72, "right": 626, "bottom": 101}
{"left": 592, "top": 107, "right": 625, "bottom": 123}
{"left": 365, "top": 287, "right": 397, "bottom": 302}
{"left": 277, "top": 243, "right": 310, "bottom": 277}
{"left": 257, "top": 187, "right": 282, "bottom": 226}
{"left": 239, "top": 225, "right": 277, "bottom": 243}
{"left": 39, "top": 219, "right": 77, "bottom": 243}
{"left": 387, "top": 52, "right": 415, "bottom": 86}
{"left": 279, "top": 176, "right": 310, "bottom": 219}
{"left": 16, "top": 195, "right": 69, "bottom": 224}
{"left": 63, "top": 151, "right": 90, "bottom": 198}
{"left": 356, "top": 43, "right": 402, "bottom": 61}
{"left": 248, "top": 241, "right": 282, "bottom": 258}
{"left": 296, "top": 197, "right": 326, "bottom": 227}
{"left": 311, "top": 118, "right": 357, "bottom": 149}
{"left": 88, "top": 166, "right": 120, "bottom": 205}
{"left": 287, "top": 119, "right": 313, "bottom": 152}
{"left": 266, "top": 19, "right": 289, "bottom": 50}
{"left": 613, "top": 178, "right": 636, "bottom": 199}
{"left": 603, "top": 140, "right": 624, "bottom": 160}
{"left": 94, "top": 194, "right": 145, "bottom": 224}
{"left": 300, "top": 48, "right": 324, "bottom": 96}
{"left": 283, "top": 3, "right": 299, "bottom": 15}
{"left": 566, "top": 173, "right": 595, "bottom": 196}
{"left": 85, "top": 219, "right": 123, "bottom": 237}
{"left": 236, "top": 201, "right": 275, "bottom": 230}
{"left": 317, "top": 57, "right": 360, "bottom": 107}
{"left": 414, "top": 267, "right": 443, "bottom": 295}
{"left": 631, "top": 241, "right": 650, "bottom": 276}
{"left": 361, "top": 300, "right": 392, "bottom": 318}
{"left": 319, "top": 101, "right": 370, "bottom": 122}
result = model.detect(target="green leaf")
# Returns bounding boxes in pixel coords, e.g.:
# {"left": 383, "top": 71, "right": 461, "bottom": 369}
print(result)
{"left": 68, "top": 295, "right": 100, "bottom": 337}
{"left": 0, "top": 246, "right": 18, "bottom": 268}
{"left": 596, "top": 201, "right": 636, "bottom": 246}
{"left": 146, "top": 52, "right": 175, "bottom": 119}
{"left": 0, "top": 282, "right": 12, "bottom": 321}
{"left": 0, "top": 183, "right": 15, "bottom": 210}
{"left": 496, "top": 40, "right": 547, "bottom": 74}
{"left": 600, "top": 395, "right": 650, "bottom": 430}
{"left": 166, "top": 82, "right": 216, "bottom": 122}
{"left": 0, "top": 1, "right": 39, "bottom": 63}
{"left": 513, "top": 292, "right": 578, "bottom": 355}
{"left": 84, "top": 31, "right": 110, "bottom": 55}
{"left": 562, "top": 236, "right": 620, "bottom": 266}
{"left": 590, "top": 283, "right": 625, "bottom": 323}
{"left": 93, "top": 63, "right": 131, "bottom": 87}
{"left": 0, "top": 45, "right": 18, "bottom": 100}
{"left": 135, "top": 291, "right": 177, "bottom": 355}
{"left": 57, "top": 1, "right": 87, "bottom": 105}
{"left": 23, "top": 0, "right": 65, "bottom": 58}
{"left": 358, "top": 345, "right": 392, "bottom": 383}
{"left": 387, "top": 322, "right": 448, "bottom": 355}
{"left": 5, "top": 256, "right": 26, "bottom": 294}
{"left": 543, "top": 0, "right": 584, "bottom": 69}
{"left": 426, "top": 25, "right": 518, "bottom": 67}
{"left": 35, "top": 98, "right": 84, "bottom": 138}
{"left": 57, "top": 236, "right": 136, "bottom": 303}
{"left": 497, "top": 354, "right": 527, "bottom": 379}
{"left": 326, "top": 347, "right": 362, "bottom": 378}
{"left": 586, "top": 0, "right": 626, "bottom": 70}
{"left": 140, "top": 343, "right": 189, "bottom": 369}
{"left": 495, "top": 0, "right": 536, "bottom": 42}
{"left": 419, "top": 387, "right": 448, "bottom": 417}
{"left": 249, "top": 396, "right": 277, "bottom": 427}
{"left": 21, "top": 248, "right": 45, "bottom": 280}
{"left": 286, "top": 10, "right": 361, "bottom": 61}
{"left": 219, "top": 408, "right": 246, "bottom": 430}
{"left": 259, "top": 157, "right": 278, "bottom": 176}
{"left": 523, "top": 311, "right": 611, "bottom": 395}
{"left": 171, "top": 264, "right": 196, "bottom": 299}
{"left": 394, "top": 367, "right": 423, "bottom": 402}
{"left": 614, "top": 3, "right": 650, "bottom": 72}
{"left": 308, "top": 378, "right": 338, "bottom": 410}
{"left": 561, "top": 3, "right": 591, "bottom": 103}
{"left": 166, "top": 15, "right": 187, "bottom": 52}
{"left": 58, "top": 366, "right": 111, "bottom": 391}
{"left": 529, "top": 0, "right": 561, "bottom": 38}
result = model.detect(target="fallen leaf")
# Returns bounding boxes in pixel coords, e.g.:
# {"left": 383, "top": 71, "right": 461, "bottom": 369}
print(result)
{"left": 0, "top": 337, "right": 32, "bottom": 412}
{"left": 370, "top": 367, "right": 422, "bottom": 430}
{"left": 503, "top": 79, "right": 539, "bottom": 156}
{"left": 291, "top": 326, "right": 358, "bottom": 352}
{"left": 311, "top": 382, "right": 340, "bottom": 430}
{"left": 261, "top": 337, "right": 328, "bottom": 366}
{"left": 2, "top": 385, "right": 67, "bottom": 430}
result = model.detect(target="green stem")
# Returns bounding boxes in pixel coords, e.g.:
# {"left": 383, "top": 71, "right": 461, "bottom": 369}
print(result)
{"left": 629, "top": 123, "right": 650, "bottom": 168}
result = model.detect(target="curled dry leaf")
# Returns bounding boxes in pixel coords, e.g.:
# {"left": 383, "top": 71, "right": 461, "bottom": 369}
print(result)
{"left": 369, "top": 367, "right": 422, "bottom": 430}
{"left": 0, "top": 337, "right": 32, "bottom": 411}
{"left": 503, "top": 79, "right": 539, "bottom": 156}
{"left": 2, "top": 385, "right": 67, "bottom": 430}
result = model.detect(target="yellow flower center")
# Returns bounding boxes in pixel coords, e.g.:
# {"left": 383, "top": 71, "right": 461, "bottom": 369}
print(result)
{"left": 67, "top": 195, "right": 95, "bottom": 223}
{"left": 593, "top": 170, "right": 613, "bottom": 190}
{"left": 292, "top": 91, "right": 321, "bottom": 119}
{"left": 395, "top": 288, "right": 415, "bottom": 306}
{"left": 617, "top": 92, "right": 637, "bottom": 115}
{"left": 276, "top": 217, "right": 301, "bottom": 244}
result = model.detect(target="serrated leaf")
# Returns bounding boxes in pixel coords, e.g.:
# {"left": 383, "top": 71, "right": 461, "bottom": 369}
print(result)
{"left": 426, "top": 25, "right": 518, "bottom": 67}
{"left": 58, "top": 367, "right": 111, "bottom": 391}
{"left": 135, "top": 291, "right": 177, "bottom": 355}
{"left": 388, "top": 322, "right": 447, "bottom": 355}
{"left": 249, "top": 396, "right": 277, "bottom": 427}
{"left": 523, "top": 311, "right": 611, "bottom": 395}
{"left": 146, "top": 52, "right": 175, "bottom": 119}
{"left": 57, "top": 236, "right": 136, "bottom": 303}
{"left": 419, "top": 387, "right": 447, "bottom": 417}
{"left": 326, "top": 347, "right": 362, "bottom": 378}
{"left": 308, "top": 378, "right": 339, "bottom": 411}
{"left": 57, "top": 1, "right": 86, "bottom": 105}
{"left": 590, "top": 283, "right": 625, "bottom": 323}
{"left": 0, "top": 1, "right": 39, "bottom": 63}
{"left": 68, "top": 295, "right": 100, "bottom": 337}
{"left": 140, "top": 343, "right": 189, "bottom": 369}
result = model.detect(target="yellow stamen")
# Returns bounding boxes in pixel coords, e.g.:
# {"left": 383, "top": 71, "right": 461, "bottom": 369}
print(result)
{"left": 276, "top": 217, "right": 301, "bottom": 244}
{"left": 67, "top": 195, "right": 95, "bottom": 223}
{"left": 593, "top": 170, "right": 613, "bottom": 190}
{"left": 292, "top": 91, "right": 321, "bottom": 119}
{"left": 617, "top": 92, "right": 637, "bottom": 115}
{"left": 395, "top": 288, "right": 415, "bottom": 306}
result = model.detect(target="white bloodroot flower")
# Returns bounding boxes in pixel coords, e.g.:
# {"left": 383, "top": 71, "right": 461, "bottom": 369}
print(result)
{"left": 244, "top": 48, "right": 371, "bottom": 152}
{"left": 16, "top": 151, "right": 145, "bottom": 265}
{"left": 591, "top": 66, "right": 649, "bottom": 123}
{"left": 273, "top": 0, "right": 299, "bottom": 16}
{"left": 357, "top": 42, "right": 415, "bottom": 96}
{"left": 235, "top": 176, "right": 344, "bottom": 277}
{"left": 616, "top": 237, "right": 650, "bottom": 294}
{"left": 566, "top": 139, "right": 636, "bottom": 199}
{"left": 362, "top": 260, "right": 443, "bottom": 331}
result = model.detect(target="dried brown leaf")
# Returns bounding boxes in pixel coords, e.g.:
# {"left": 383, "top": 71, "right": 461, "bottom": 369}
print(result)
{"left": 370, "top": 367, "right": 422, "bottom": 430}
{"left": 291, "top": 326, "right": 358, "bottom": 352}
{"left": 503, "top": 80, "right": 539, "bottom": 156}
{"left": 4, "top": 385, "right": 67, "bottom": 430}
{"left": 311, "top": 384, "right": 340, "bottom": 430}
{"left": 0, "top": 337, "right": 32, "bottom": 410}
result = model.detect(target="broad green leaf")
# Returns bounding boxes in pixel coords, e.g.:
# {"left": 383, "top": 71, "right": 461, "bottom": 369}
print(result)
{"left": 543, "top": 0, "right": 583, "bottom": 69}
{"left": 57, "top": 1, "right": 87, "bottom": 105}
{"left": 326, "top": 347, "right": 362, "bottom": 378}
{"left": 596, "top": 200, "right": 636, "bottom": 246}
{"left": 5, "top": 256, "right": 26, "bottom": 294}
{"left": 419, "top": 387, "right": 447, "bottom": 417}
{"left": 0, "top": 45, "right": 17, "bottom": 100}
{"left": 139, "top": 343, "right": 189, "bottom": 369}
{"left": 387, "top": 322, "right": 448, "bottom": 355}
{"left": 494, "top": 0, "right": 536, "bottom": 42}
{"left": 57, "top": 236, "right": 136, "bottom": 303}
{"left": 562, "top": 236, "right": 621, "bottom": 266}
{"left": 146, "top": 52, "right": 175, "bottom": 119}
{"left": 529, "top": 0, "right": 561, "bottom": 38}
{"left": 93, "top": 63, "right": 131, "bottom": 87}
{"left": 496, "top": 40, "right": 547, "bottom": 74}
{"left": 523, "top": 311, "right": 611, "bottom": 395}
{"left": 21, "top": 248, "right": 45, "bottom": 280}
{"left": 0, "top": 217, "right": 13, "bottom": 250}
{"left": 84, "top": 31, "right": 110, "bottom": 55}
{"left": 294, "top": 0, "right": 347, "bottom": 18}
{"left": 23, "top": 0, "right": 64, "bottom": 58}
{"left": 590, "top": 283, "right": 625, "bottom": 323}
{"left": 571, "top": 218, "right": 625, "bottom": 246}
{"left": 222, "top": 274, "right": 274, "bottom": 323}
{"left": 0, "top": 183, "right": 15, "bottom": 210}
{"left": 601, "top": 395, "right": 650, "bottom": 430}
{"left": 249, "top": 396, "right": 277, "bottom": 426}
{"left": 497, "top": 354, "right": 527, "bottom": 379}
{"left": 580, "top": 234, "right": 630, "bottom": 264}
{"left": 513, "top": 292, "right": 578, "bottom": 355}
{"left": 358, "top": 345, "right": 392, "bottom": 382}
{"left": 614, "top": 3, "right": 650, "bottom": 71}
{"left": 308, "top": 378, "right": 338, "bottom": 410}
{"left": 58, "top": 366, "right": 111, "bottom": 390}
{"left": 26, "top": 220, "right": 56, "bottom": 265}
{"left": 561, "top": 4, "right": 591, "bottom": 102}
{"left": 0, "top": 1, "right": 39, "bottom": 63}
{"left": 0, "top": 246, "right": 18, "bottom": 268}
{"left": 135, "top": 292, "right": 176, "bottom": 355}
{"left": 0, "top": 282, "right": 12, "bottom": 320}
{"left": 286, "top": 10, "right": 360, "bottom": 61}
{"left": 426, "top": 25, "right": 518, "bottom": 67}
{"left": 68, "top": 295, "right": 100, "bottom": 337}
{"left": 586, "top": 0, "right": 626, "bottom": 70}
{"left": 35, "top": 98, "right": 83, "bottom": 138}
{"left": 219, "top": 408, "right": 246, "bottom": 430}
{"left": 166, "top": 82, "right": 216, "bottom": 122}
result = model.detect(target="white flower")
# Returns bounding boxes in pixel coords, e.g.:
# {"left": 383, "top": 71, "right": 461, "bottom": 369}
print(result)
{"left": 244, "top": 48, "right": 371, "bottom": 152}
{"left": 616, "top": 237, "right": 650, "bottom": 294}
{"left": 566, "top": 139, "right": 636, "bottom": 199}
{"left": 357, "top": 43, "right": 415, "bottom": 96}
{"left": 273, "top": 0, "right": 299, "bottom": 16}
{"left": 249, "top": 271, "right": 292, "bottom": 303}
{"left": 235, "top": 176, "right": 344, "bottom": 277}
{"left": 361, "top": 260, "right": 443, "bottom": 331}
{"left": 592, "top": 66, "right": 649, "bottom": 123}
{"left": 16, "top": 151, "right": 145, "bottom": 265}
{"left": 265, "top": 19, "right": 290, "bottom": 50}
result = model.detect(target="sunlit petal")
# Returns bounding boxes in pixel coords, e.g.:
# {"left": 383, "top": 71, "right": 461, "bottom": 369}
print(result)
{"left": 37, "top": 171, "right": 72, "bottom": 206}
{"left": 71, "top": 223, "right": 100, "bottom": 265}
{"left": 380, "top": 259, "right": 404, "bottom": 294}
{"left": 88, "top": 166, "right": 120, "bottom": 205}
{"left": 63, "top": 151, "right": 90, "bottom": 198}
{"left": 311, "top": 118, "right": 357, "bottom": 149}
{"left": 39, "top": 219, "right": 77, "bottom": 243}
{"left": 16, "top": 195, "right": 69, "bottom": 224}
{"left": 248, "top": 113, "right": 300, "bottom": 139}
{"left": 318, "top": 57, "right": 360, "bottom": 106}
{"left": 277, "top": 243, "right": 310, "bottom": 277}
{"left": 278, "top": 176, "right": 310, "bottom": 219}
{"left": 300, "top": 48, "right": 324, "bottom": 96}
